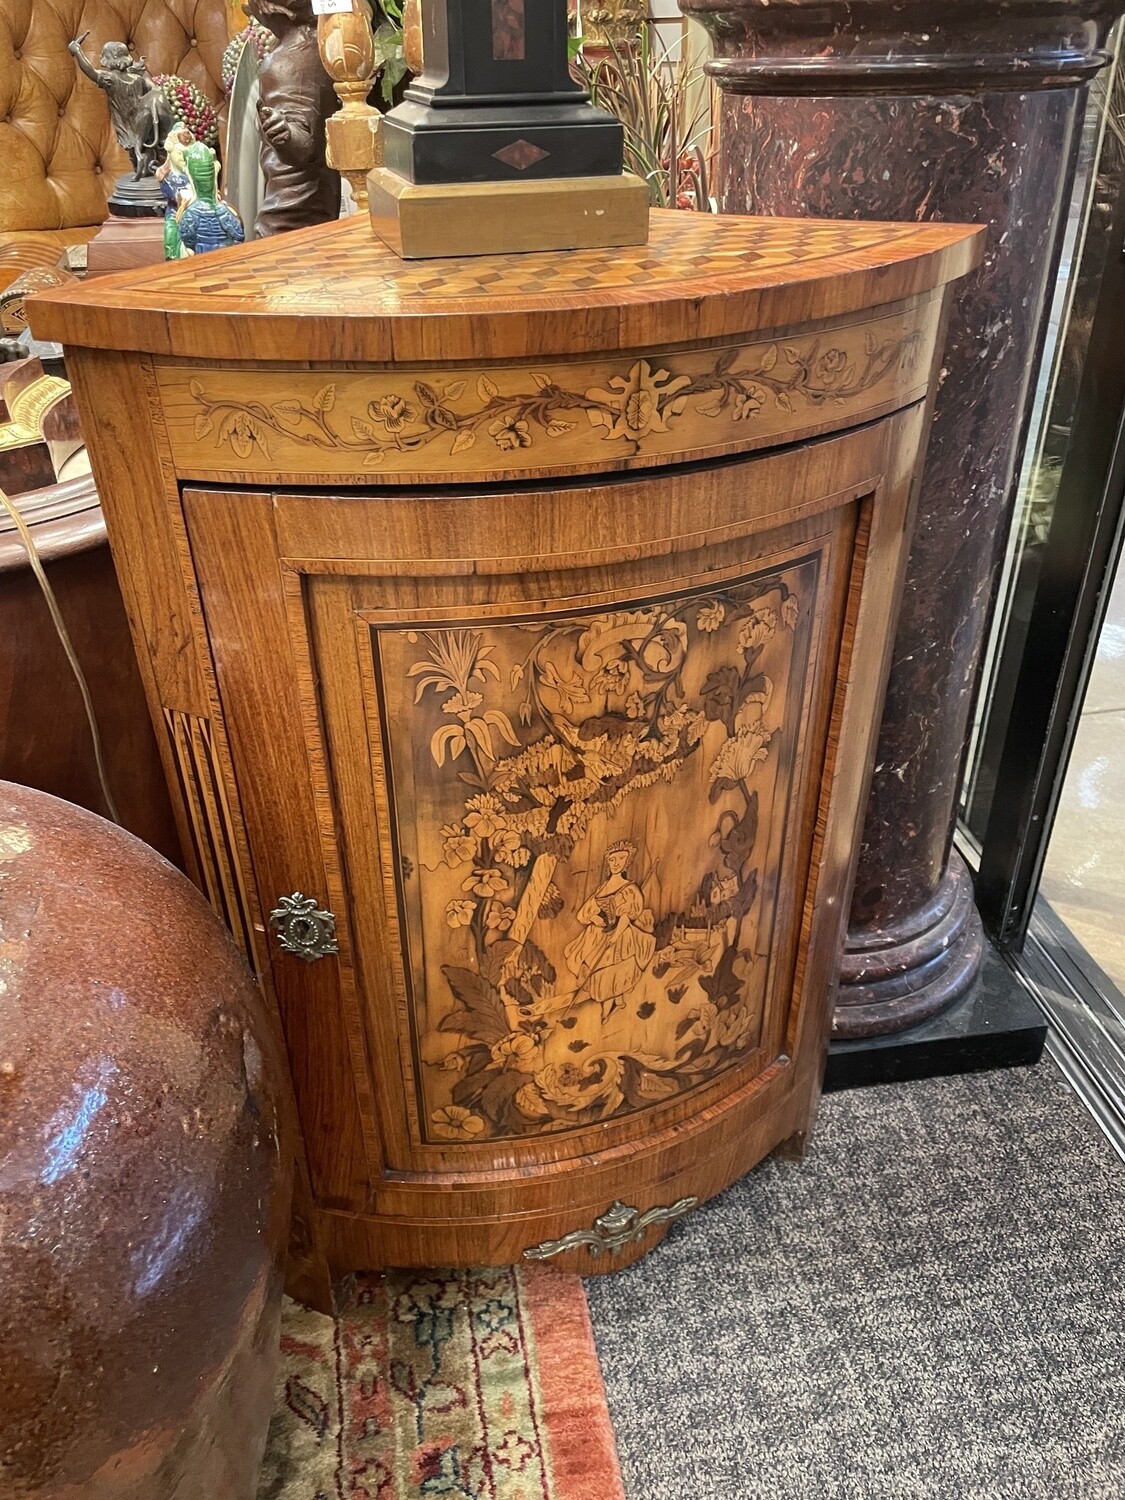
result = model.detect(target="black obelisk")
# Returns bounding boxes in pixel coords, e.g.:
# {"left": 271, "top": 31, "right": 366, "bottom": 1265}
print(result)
{"left": 368, "top": 0, "right": 649, "bottom": 257}
{"left": 383, "top": 0, "right": 625, "bottom": 183}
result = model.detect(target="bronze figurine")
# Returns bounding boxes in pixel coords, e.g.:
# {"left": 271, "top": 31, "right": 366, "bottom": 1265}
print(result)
{"left": 247, "top": 0, "right": 341, "bottom": 236}
{"left": 68, "top": 34, "right": 175, "bottom": 182}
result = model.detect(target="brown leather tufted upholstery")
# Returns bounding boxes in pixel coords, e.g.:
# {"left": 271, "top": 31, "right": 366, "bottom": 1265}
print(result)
{"left": 0, "top": 0, "right": 230, "bottom": 288}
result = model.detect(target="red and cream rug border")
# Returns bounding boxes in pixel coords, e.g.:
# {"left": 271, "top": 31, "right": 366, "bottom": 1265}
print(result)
{"left": 257, "top": 1265, "right": 624, "bottom": 1500}
{"left": 521, "top": 1265, "right": 624, "bottom": 1500}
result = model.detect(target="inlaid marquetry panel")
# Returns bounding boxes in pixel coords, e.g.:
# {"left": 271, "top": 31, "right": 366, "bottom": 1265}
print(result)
{"left": 29, "top": 212, "right": 981, "bottom": 368}
{"left": 367, "top": 555, "right": 820, "bottom": 1145}
{"left": 155, "top": 301, "right": 934, "bottom": 482}
{"left": 39, "top": 212, "right": 963, "bottom": 317}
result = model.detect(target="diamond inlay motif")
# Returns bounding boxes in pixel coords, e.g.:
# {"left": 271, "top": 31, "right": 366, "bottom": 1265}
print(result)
{"left": 494, "top": 139, "right": 550, "bottom": 171}
{"left": 52, "top": 215, "right": 964, "bottom": 353}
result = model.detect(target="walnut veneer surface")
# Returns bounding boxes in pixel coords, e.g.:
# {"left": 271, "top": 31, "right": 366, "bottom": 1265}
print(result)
{"left": 29, "top": 209, "right": 981, "bottom": 1291}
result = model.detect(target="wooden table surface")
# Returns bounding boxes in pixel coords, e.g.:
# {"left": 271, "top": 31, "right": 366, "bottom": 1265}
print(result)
{"left": 29, "top": 209, "right": 983, "bottom": 363}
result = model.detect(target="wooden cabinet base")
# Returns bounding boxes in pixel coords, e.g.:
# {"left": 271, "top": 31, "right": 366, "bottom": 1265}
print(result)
{"left": 320, "top": 1056, "right": 812, "bottom": 1276}
{"left": 30, "top": 210, "right": 981, "bottom": 1283}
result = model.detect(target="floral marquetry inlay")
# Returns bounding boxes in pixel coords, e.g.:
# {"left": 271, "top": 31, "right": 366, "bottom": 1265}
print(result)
{"left": 155, "top": 307, "right": 931, "bottom": 481}
{"left": 369, "top": 558, "right": 821, "bottom": 1144}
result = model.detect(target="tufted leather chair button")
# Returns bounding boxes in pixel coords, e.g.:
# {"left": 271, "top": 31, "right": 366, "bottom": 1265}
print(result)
{"left": 190, "top": 37, "right": 198, "bottom": 45}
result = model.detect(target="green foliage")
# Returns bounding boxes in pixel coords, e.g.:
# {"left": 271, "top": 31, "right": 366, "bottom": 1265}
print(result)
{"left": 372, "top": 0, "right": 407, "bottom": 102}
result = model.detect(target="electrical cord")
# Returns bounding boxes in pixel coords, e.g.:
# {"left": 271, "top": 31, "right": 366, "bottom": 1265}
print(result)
{"left": 0, "top": 483, "right": 122, "bottom": 825}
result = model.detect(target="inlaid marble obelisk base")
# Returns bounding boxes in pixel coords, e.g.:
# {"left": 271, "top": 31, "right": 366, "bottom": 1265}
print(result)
{"left": 681, "top": 0, "right": 1122, "bottom": 1037}
{"left": 368, "top": 0, "right": 649, "bottom": 255}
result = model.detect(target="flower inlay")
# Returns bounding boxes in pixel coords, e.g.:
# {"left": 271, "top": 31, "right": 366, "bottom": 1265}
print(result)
{"left": 183, "top": 327, "right": 922, "bottom": 474}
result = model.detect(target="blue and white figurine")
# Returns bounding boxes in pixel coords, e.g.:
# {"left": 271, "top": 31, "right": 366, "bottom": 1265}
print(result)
{"left": 178, "top": 142, "right": 246, "bottom": 256}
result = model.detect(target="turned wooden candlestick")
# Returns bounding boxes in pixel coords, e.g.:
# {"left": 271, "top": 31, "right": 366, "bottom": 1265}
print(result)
{"left": 317, "top": 0, "right": 382, "bottom": 210}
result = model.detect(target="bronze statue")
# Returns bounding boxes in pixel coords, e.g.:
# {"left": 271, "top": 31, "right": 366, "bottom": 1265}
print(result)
{"left": 68, "top": 34, "right": 176, "bottom": 181}
{"left": 246, "top": 0, "right": 341, "bottom": 237}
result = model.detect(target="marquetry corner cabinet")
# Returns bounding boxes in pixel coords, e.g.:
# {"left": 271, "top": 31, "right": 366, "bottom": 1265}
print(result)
{"left": 30, "top": 209, "right": 981, "bottom": 1301}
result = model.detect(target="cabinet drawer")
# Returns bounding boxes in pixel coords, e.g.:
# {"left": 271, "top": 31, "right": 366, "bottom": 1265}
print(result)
{"left": 157, "top": 295, "right": 939, "bottom": 488}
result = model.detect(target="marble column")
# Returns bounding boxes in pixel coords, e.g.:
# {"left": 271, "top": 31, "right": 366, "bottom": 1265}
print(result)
{"left": 681, "top": 0, "right": 1121, "bottom": 1036}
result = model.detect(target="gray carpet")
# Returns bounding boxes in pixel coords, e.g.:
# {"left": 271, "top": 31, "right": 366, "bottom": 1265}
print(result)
{"left": 586, "top": 1059, "right": 1125, "bottom": 1499}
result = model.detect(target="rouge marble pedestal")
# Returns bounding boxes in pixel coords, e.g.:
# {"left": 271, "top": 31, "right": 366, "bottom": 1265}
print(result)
{"left": 824, "top": 939, "right": 1048, "bottom": 1092}
{"left": 683, "top": 0, "right": 1123, "bottom": 1037}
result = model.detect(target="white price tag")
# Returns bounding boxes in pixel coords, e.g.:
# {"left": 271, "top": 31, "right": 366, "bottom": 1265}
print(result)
{"left": 312, "top": 0, "right": 354, "bottom": 14}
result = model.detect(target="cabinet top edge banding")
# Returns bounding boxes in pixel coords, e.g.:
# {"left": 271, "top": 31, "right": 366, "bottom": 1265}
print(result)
{"left": 27, "top": 211, "right": 984, "bottom": 363}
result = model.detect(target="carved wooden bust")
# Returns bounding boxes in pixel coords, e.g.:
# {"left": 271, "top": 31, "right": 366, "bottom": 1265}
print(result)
{"left": 247, "top": 0, "right": 341, "bottom": 235}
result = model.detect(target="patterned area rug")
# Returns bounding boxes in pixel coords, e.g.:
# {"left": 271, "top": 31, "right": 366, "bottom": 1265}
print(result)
{"left": 257, "top": 1265, "right": 623, "bottom": 1500}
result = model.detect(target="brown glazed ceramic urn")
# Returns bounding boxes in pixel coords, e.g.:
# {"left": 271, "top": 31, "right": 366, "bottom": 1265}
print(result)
{"left": 0, "top": 782, "right": 294, "bottom": 1499}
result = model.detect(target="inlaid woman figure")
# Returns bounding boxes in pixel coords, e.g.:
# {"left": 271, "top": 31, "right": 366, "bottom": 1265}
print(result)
{"left": 565, "top": 841, "right": 656, "bottom": 1020}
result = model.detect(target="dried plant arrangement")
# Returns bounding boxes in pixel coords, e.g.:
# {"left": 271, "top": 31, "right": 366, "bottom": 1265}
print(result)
{"left": 572, "top": 13, "right": 716, "bottom": 211}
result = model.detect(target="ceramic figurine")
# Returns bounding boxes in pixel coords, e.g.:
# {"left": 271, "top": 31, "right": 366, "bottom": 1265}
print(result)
{"left": 177, "top": 142, "right": 247, "bottom": 255}
{"left": 246, "top": 0, "right": 341, "bottom": 237}
{"left": 68, "top": 33, "right": 176, "bottom": 182}
{"left": 156, "top": 125, "right": 196, "bottom": 259}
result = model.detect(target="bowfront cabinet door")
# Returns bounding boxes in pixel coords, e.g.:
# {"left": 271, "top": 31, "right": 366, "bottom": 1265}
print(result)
{"left": 183, "top": 407, "right": 920, "bottom": 1271}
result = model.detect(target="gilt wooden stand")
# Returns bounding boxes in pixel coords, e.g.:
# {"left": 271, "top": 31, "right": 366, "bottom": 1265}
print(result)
{"left": 30, "top": 211, "right": 980, "bottom": 1287}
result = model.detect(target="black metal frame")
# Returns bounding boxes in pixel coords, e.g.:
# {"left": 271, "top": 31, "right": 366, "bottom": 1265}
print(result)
{"left": 1020, "top": 896, "right": 1125, "bottom": 1158}
{"left": 971, "top": 170, "right": 1125, "bottom": 951}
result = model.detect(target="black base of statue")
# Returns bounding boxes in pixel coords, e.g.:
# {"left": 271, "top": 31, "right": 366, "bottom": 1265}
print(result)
{"left": 107, "top": 173, "right": 165, "bottom": 219}
{"left": 381, "top": 100, "right": 625, "bottom": 185}
{"left": 380, "top": 0, "right": 626, "bottom": 187}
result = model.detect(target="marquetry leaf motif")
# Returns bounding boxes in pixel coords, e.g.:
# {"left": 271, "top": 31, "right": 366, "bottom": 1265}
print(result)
{"left": 183, "top": 328, "right": 922, "bottom": 473}
{"left": 373, "top": 561, "right": 820, "bottom": 1145}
